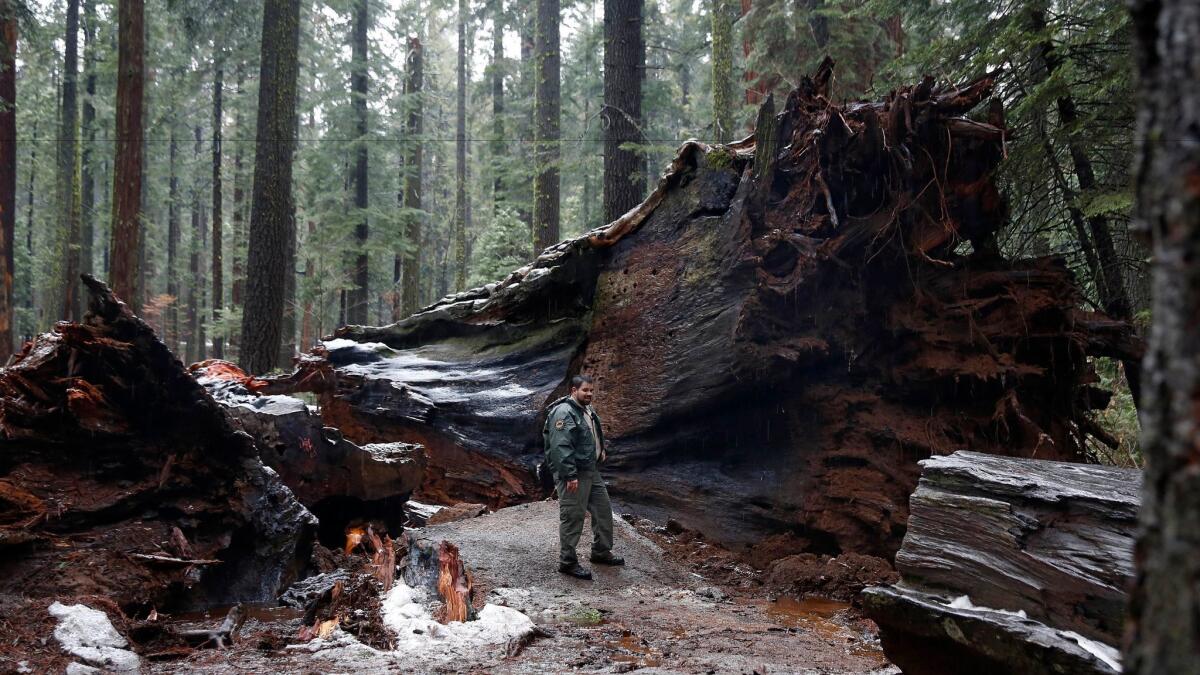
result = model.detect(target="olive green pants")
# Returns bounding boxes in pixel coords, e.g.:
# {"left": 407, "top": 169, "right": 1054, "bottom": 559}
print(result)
{"left": 557, "top": 468, "right": 614, "bottom": 566}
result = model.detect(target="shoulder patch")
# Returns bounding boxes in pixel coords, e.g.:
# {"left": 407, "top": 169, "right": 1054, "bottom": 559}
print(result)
{"left": 554, "top": 419, "right": 565, "bottom": 430}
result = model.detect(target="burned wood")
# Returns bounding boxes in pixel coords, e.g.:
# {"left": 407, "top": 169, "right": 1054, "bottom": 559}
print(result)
{"left": 194, "top": 360, "right": 425, "bottom": 549}
{"left": 262, "top": 62, "right": 1140, "bottom": 560}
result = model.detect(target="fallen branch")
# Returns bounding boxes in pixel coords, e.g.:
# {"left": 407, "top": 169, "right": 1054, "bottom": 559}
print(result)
{"left": 129, "top": 553, "right": 222, "bottom": 566}
{"left": 178, "top": 604, "right": 245, "bottom": 649}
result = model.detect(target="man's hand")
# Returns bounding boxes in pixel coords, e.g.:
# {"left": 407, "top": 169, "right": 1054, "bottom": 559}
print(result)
{"left": 566, "top": 479, "right": 579, "bottom": 494}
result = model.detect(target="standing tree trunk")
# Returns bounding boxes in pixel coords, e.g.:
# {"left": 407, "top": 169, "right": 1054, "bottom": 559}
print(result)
{"left": 109, "top": 0, "right": 144, "bottom": 308}
{"left": 453, "top": 0, "right": 469, "bottom": 290}
{"left": 346, "top": 0, "right": 369, "bottom": 324}
{"left": 240, "top": 0, "right": 301, "bottom": 375}
{"left": 400, "top": 37, "right": 423, "bottom": 317}
{"left": 188, "top": 125, "right": 202, "bottom": 363}
{"left": 602, "top": 0, "right": 644, "bottom": 223}
{"left": 532, "top": 0, "right": 559, "bottom": 252}
{"left": 230, "top": 63, "right": 245, "bottom": 351}
{"left": 79, "top": 0, "right": 96, "bottom": 317}
{"left": 1026, "top": 6, "right": 1141, "bottom": 406}
{"left": 710, "top": 0, "right": 733, "bottom": 143}
{"left": 0, "top": 0, "right": 14, "bottom": 360}
{"left": 491, "top": 0, "right": 505, "bottom": 215}
{"left": 166, "top": 128, "right": 179, "bottom": 352}
{"left": 300, "top": 219, "right": 314, "bottom": 348}
{"left": 1127, "top": 0, "right": 1200, "bottom": 671}
{"left": 58, "top": 0, "right": 81, "bottom": 321}
{"left": 211, "top": 55, "right": 224, "bottom": 358}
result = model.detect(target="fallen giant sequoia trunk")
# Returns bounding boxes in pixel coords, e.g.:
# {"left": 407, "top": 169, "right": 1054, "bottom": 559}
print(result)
{"left": 862, "top": 451, "right": 1136, "bottom": 674}
{"left": 0, "top": 277, "right": 315, "bottom": 610}
{"left": 276, "top": 60, "right": 1140, "bottom": 557}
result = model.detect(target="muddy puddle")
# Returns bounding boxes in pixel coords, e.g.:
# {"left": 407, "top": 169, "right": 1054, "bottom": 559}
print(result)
{"left": 752, "top": 596, "right": 884, "bottom": 660}
{"left": 164, "top": 603, "right": 306, "bottom": 624}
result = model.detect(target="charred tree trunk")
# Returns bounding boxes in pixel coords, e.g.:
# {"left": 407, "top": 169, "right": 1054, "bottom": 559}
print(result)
{"left": 532, "top": 0, "right": 560, "bottom": 252}
{"left": 400, "top": 38, "right": 423, "bottom": 317}
{"left": 240, "top": 0, "right": 302, "bottom": 375}
{"left": 0, "top": 1, "right": 13, "bottom": 360}
{"left": 710, "top": 0, "right": 733, "bottom": 144}
{"left": 453, "top": 0, "right": 469, "bottom": 290}
{"left": 1127, "top": 0, "right": 1200, "bottom": 671}
{"left": 109, "top": 0, "right": 144, "bottom": 308}
{"left": 58, "top": 0, "right": 81, "bottom": 321}
{"left": 602, "top": 0, "right": 644, "bottom": 222}
{"left": 347, "top": 0, "right": 369, "bottom": 325}
{"left": 211, "top": 55, "right": 224, "bottom": 358}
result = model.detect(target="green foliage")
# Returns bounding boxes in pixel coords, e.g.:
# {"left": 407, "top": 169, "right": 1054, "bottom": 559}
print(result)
{"left": 1087, "top": 357, "right": 1142, "bottom": 468}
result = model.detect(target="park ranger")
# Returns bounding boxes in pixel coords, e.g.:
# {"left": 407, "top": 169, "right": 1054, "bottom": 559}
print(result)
{"left": 543, "top": 374, "right": 624, "bottom": 579}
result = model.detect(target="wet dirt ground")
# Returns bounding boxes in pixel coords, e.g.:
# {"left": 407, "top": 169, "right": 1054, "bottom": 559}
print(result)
{"left": 145, "top": 500, "right": 895, "bottom": 674}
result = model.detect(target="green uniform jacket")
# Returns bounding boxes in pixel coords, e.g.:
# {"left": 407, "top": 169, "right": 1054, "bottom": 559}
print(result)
{"left": 543, "top": 396, "right": 606, "bottom": 482}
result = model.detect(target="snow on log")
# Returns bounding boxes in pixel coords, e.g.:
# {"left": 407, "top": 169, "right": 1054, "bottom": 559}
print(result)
{"left": 0, "top": 276, "right": 315, "bottom": 609}
{"left": 193, "top": 360, "right": 426, "bottom": 549}
{"left": 268, "top": 59, "right": 1140, "bottom": 558}
{"left": 861, "top": 450, "right": 1136, "bottom": 674}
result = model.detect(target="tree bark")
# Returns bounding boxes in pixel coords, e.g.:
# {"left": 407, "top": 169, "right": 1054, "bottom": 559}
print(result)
{"left": 58, "top": 0, "right": 81, "bottom": 321}
{"left": 453, "top": 0, "right": 469, "bottom": 290}
{"left": 230, "top": 63, "right": 245, "bottom": 350}
{"left": 532, "top": 0, "right": 560, "bottom": 252}
{"left": 1127, "top": 0, "right": 1200, "bottom": 671}
{"left": 80, "top": 0, "right": 96, "bottom": 318}
{"left": 491, "top": 0, "right": 504, "bottom": 215}
{"left": 347, "top": 0, "right": 369, "bottom": 325}
{"left": 211, "top": 55, "right": 224, "bottom": 358}
{"left": 189, "top": 125, "right": 203, "bottom": 364}
{"left": 400, "top": 37, "right": 423, "bottom": 317}
{"left": 602, "top": 0, "right": 644, "bottom": 223}
{"left": 109, "top": 0, "right": 144, "bottom": 309}
{"left": 0, "top": 0, "right": 14, "bottom": 360}
{"left": 166, "top": 128, "right": 179, "bottom": 352}
{"left": 240, "top": 0, "right": 302, "bottom": 375}
{"left": 710, "top": 0, "right": 733, "bottom": 143}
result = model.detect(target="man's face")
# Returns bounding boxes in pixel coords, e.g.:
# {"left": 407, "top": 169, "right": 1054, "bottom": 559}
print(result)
{"left": 572, "top": 381, "right": 595, "bottom": 405}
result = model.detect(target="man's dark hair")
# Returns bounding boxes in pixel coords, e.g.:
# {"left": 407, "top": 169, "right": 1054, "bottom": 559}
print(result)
{"left": 570, "top": 374, "right": 594, "bottom": 390}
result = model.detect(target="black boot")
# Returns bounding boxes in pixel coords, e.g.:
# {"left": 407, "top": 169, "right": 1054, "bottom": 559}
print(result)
{"left": 590, "top": 553, "right": 626, "bottom": 566}
{"left": 558, "top": 562, "right": 593, "bottom": 579}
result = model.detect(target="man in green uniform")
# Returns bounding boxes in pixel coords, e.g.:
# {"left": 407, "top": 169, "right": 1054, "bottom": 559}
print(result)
{"left": 543, "top": 375, "right": 624, "bottom": 579}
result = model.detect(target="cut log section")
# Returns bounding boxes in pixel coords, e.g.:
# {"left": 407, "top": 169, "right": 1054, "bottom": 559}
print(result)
{"left": 0, "top": 276, "right": 315, "bottom": 610}
{"left": 862, "top": 450, "right": 1136, "bottom": 675}
{"left": 193, "top": 360, "right": 426, "bottom": 548}
{"left": 266, "top": 60, "right": 1140, "bottom": 558}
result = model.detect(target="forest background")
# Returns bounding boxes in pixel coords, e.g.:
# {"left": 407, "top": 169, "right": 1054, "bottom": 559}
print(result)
{"left": 0, "top": 0, "right": 1143, "bottom": 462}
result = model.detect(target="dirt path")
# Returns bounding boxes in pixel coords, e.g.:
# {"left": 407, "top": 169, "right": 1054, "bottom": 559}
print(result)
{"left": 422, "top": 500, "right": 895, "bottom": 674}
{"left": 146, "top": 500, "right": 895, "bottom": 674}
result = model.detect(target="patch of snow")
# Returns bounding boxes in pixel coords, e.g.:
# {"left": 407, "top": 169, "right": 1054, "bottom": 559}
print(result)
{"left": 947, "top": 595, "right": 1028, "bottom": 619}
{"left": 381, "top": 580, "right": 535, "bottom": 654}
{"left": 1060, "top": 630, "right": 1122, "bottom": 672}
{"left": 65, "top": 664, "right": 103, "bottom": 675}
{"left": 48, "top": 602, "right": 141, "bottom": 673}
